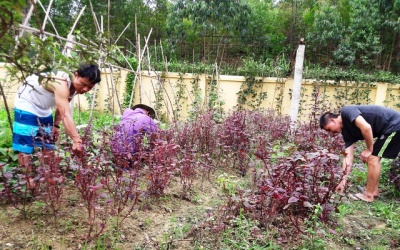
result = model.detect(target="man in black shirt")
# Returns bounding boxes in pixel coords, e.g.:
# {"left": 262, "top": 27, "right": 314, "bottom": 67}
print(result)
{"left": 320, "top": 105, "right": 400, "bottom": 202}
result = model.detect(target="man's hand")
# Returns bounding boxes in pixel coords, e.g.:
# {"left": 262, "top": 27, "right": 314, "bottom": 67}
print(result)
{"left": 72, "top": 141, "right": 83, "bottom": 155}
{"left": 335, "top": 179, "right": 346, "bottom": 194}
{"left": 360, "top": 149, "right": 372, "bottom": 163}
{"left": 52, "top": 126, "right": 60, "bottom": 141}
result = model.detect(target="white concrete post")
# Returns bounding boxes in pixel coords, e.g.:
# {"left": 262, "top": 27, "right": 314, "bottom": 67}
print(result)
{"left": 290, "top": 40, "right": 305, "bottom": 128}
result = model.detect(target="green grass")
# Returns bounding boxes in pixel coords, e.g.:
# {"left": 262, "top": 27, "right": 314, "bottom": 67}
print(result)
{"left": 73, "top": 109, "right": 120, "bottom": 129}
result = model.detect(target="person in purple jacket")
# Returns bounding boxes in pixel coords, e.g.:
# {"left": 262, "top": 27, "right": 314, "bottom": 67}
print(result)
{"left": 112, "top": 104, "right": 158, "bottom": 169}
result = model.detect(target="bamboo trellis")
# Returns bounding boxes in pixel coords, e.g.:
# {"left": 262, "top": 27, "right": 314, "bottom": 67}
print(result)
{"left": 3, "top": 0, "right": 218, "bottom": 127}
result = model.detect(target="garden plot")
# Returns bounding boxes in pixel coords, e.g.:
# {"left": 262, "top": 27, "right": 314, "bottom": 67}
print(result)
{"left": 1, "top": 110, "right": 399, "bottom": 249}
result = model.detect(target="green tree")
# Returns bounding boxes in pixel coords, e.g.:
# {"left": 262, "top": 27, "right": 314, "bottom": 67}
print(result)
{"left": 306, "top": 3, "right": 345, "bottom": 65}
{"left": 334, "top": 0, "right": 382, "bottom": 69}
{"left": 378, "top": 0, "right": 400, "bottom": 72}
{"left": 166, "top": 0, "right": 253, "bottom": 62}
{"left": 246, "top": 0, "right": 288, "bottom": 59}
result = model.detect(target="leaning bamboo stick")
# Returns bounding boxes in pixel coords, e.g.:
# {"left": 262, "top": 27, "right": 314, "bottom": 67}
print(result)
{"left": 102, "top": 64, "right": 112, "bottom": 112}
{"left": 28, "top": 0, "right": 60, "bottom": 37}
{"left": 109, "top": 66, "right": 122, "bottom": 115}
{"left": 107, "top": 0, "right": 110, "bottom": 37}
{"left": 18, "top": 25, "right": 86, "bottom": 46}
{"left": 0, "top": 79, "right": 13, "bottom": 132}
{"left": 159, "top": 40, "right": 178, "bottom": 120}
{"left": 115, "top": 23, "right": 131, "bottom": 45}
{"left": 137, "top": 34, "right": 142, "bottom": 103}
{"left": 87, "top": 1, "right": 105, "bottom": 122}
{"left": 143, "top": 36, "right": 173, "bottom": 119}
{"left": 39, "top": 0, "right": 55, "bottom": 33}
{"left": 105, "top": 62, "right": 136, "bottom": 73}
{"left": 19, "top": 0, "right": 35, "bottom": 38}
{"left": 101, "top": 16, "right": 104, "bottom": 33}
{"left": 18, "top": 24, "right": 106, "bottom": 55}
{"left": 88, "top": 0, "right": 100, "bottom": 32}
{"left": 128, "top": 29, "right": 153, "bottom": 107}
{"left": 62, "top": 6, "right": 86, "bottom": 55}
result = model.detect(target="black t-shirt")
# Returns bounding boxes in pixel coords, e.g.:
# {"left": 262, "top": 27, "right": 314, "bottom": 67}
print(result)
{"left": 341, "top": 105, "right": 400, "bottom": 148}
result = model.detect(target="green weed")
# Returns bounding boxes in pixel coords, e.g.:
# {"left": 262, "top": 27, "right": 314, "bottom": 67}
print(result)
{"left": 216, "top": 173, "right": 238, "bottom": 196}
{"left": 221, "top": 210, "right": 279, "bottom": 250}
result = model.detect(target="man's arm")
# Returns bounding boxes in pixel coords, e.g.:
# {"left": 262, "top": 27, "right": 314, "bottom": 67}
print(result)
{"left": 354, "top": 115, "right": 374, "bottom": 162}
{"left": 49, "top": 79, "right": 82, "bottom": 151}
{"left": 336, "top": 144, "right": 355, "bottom": 193}
{"left": 54, "top": 109, "right": 62, "bottom": 127}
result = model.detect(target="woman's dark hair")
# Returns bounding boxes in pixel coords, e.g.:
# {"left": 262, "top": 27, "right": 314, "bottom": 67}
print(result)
{"left": 76, "top": 64, "right": 101, "bottom": 84}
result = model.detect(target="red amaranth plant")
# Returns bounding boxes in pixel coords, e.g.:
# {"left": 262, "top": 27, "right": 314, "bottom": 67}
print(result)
{"left": 69, "top": 124, "right": 110, "bottom": 240}
{"left": 35, "top": 151, "right": 64, "bottom": 224}
{"left": 100, "top": 167, "right": 141, "bottom": 230}
{"left": 143, "top": 139, "right": 179, "bottom": 197}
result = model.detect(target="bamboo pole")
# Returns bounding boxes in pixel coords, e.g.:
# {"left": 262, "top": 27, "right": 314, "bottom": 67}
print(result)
{"left": 19, "top": 0, "right": 36, "bottom": 38}
{"left": 110, "top": 66, "right": 122, "bottom": 115}
{"left": 137, "top": 34, "right": 142, "bottom": 103}
{"left": 101, "top": 16, "right": 104, "bottom": 33}
{"left": 62, "top": 6, "right": 86, "bottom": 55}
{"left": 115, "top": 23, "right": 131, "bottom": 45}
{"left": 125, "top": 38, "right": 135, "bottom": 49}
{"left": 19, "top": 25, "right": 86, "bottom": 46}
{"left": 144, "top": 37, "right": 172, "bottom": 119}
{"left": 143, "top": 36, "right": 162, "bottom": 119}
{"left": 129, "top": 14, "right": 139, "bottom": 107}
{"left": 88, "top": 7, "right": 103, "bottom": 122}
{"left": 18, "top": 25, "right": 135, "bottom": 72}
{"left": 154, "top": 39, "right": 157, "bottom": 64}
{"left": 128, "top": 29, "right": 153, "bottom": 107}
{"left": 0, "top": 80, "right": 13, "bottom": 132}
{"left": 102, "top": 63, "right": 112, "bottom": 113}
{"left": 39, "top": 0, "right": 56, "bottom": 34}
{"left": 107, "top": 0, "right": 110, "bottom": 40}
{"left": 159, "top": 40, "right": 178, "bottom": 120}
{"left": 88, "top": 0, "right": 100, "bottom": 32}
{"left": 105, "top": 62, "right": 136, "bottom": 73}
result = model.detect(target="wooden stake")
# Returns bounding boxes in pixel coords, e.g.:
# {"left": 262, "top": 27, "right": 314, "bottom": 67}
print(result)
{"left": 62, "top": 6, "right": 86, "bottom": 55}
{"left": 115, "top": 23, "right": 131, "bottom": 45}
{"left": 88, "top": 0, "right": 100, "bottom": 32}
{"left": 19, "top": 0, "right": 36, "bottom": 38}
{"left": 128, "top": 29, "right": 153, "bottom": 107}
{"left": 39, "top": 0, "right": 55, "bottom": 33}
{"left": 110, "top": 66, "right": 122, "bottom": 115}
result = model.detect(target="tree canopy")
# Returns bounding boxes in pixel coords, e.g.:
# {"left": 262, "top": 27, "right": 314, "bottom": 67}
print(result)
{"left": 3, "top": 0, "right": 400, "bottom": 74}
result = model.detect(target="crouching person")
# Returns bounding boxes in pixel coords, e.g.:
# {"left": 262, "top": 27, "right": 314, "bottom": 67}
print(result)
{"left": 111, "top": 104, "right": 158, "bottom": 170}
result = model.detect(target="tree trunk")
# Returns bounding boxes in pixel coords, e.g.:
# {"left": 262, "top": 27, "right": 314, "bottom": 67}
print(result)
{"left": 0, "top": 82, "right": 13, "bottom": 132}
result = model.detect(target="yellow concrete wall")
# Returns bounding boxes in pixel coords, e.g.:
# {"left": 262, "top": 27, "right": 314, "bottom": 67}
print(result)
{"left": 0, "top": 63, "right": 19, "bottom": 108}
{"left": 1, "top": 63, "right": 400, "bottom": 122}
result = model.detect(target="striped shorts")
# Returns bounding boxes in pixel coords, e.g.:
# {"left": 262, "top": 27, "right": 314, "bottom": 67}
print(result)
{"left": 12, "top": 108, "right": 55, "bottom": 154}
{"left": 372, "top": 132, "right": 400, "bottom": 159}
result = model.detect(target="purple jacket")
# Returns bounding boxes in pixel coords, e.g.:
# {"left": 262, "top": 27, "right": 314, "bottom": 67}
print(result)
{"left": 112, "top": 108, "right": 158, "bottom": 154}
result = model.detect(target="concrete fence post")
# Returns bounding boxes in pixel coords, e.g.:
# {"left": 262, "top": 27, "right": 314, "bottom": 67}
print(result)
{"left": 290, "top": 40, "right": 306, "bottom": 129}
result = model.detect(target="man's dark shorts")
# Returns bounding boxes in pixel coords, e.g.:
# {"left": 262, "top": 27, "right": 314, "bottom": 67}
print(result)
{"left": 373, "top": 131, "right": 400, "bottom": 159}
